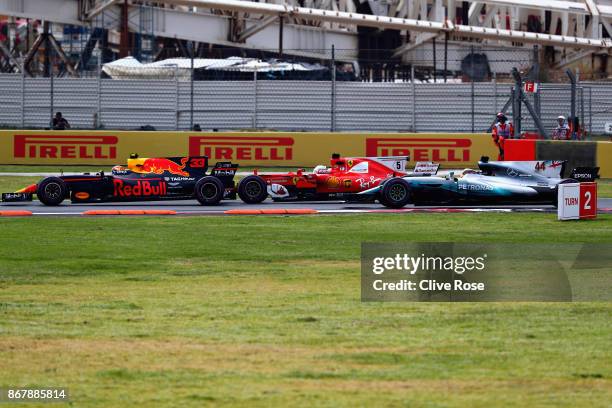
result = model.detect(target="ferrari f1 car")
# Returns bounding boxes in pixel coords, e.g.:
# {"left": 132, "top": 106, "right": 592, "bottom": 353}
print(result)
{"left": 359, "top": 158, "right": 599, "bottom": 208}
{"left": 2, "top": 155, "right": 238, "bottom": 206}
{"left": 236, "top": 154, "right": 409, "bottom": 203}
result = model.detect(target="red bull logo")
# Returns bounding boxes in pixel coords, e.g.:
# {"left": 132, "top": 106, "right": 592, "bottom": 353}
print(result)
{"left": 366, "top": 138, "right": 471, "bottom": 162}
{"left": 189, "top": 136, "right": 293, "bottom": 161}
{"left": 13, "top": 135, "right": 118, "bottom": 159}
{"left": 113, "top": 180, "right": 167, "bottom": 197}
{"left": 134, "top": 157, "right": 189, "bottom": 176}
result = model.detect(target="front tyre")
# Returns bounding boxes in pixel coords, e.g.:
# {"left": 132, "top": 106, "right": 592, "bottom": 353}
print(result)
{"left": 37, "top": 177, "right": 67, "bottom": 206}
{"left": 380, "top": 178, "right": 411, "bottom": 208}
{"left": 238, "top": 175, "right": 268, "bottom": 204}
{"left": 377, "top": 193, "right": 389, "bottom": 207}
{"left": 195, "top": 176, "right": 225, "bottom": 205}
{"left": 376, "top": 179, "right": 390, "bottom": 207}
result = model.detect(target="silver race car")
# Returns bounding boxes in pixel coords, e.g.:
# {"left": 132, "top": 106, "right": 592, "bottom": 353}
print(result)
{"left": 360, "top": 157, "right": 599, "bottom": 208}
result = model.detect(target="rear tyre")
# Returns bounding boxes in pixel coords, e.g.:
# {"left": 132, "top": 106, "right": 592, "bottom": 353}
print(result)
{"left": 238, "top": 175, "right": 268, "bottom": 204}
{"left": 37, "top": 177, "right": 67, "bottom": 206}
{"left": 195, "top": 176, "right": 224, "bottom": 205}
{"left": 380, "top": 178, "right": 411, "bottom": 209}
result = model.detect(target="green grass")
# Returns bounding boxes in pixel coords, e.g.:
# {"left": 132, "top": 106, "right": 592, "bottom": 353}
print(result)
{"left": 0, "top": 176, "right": 39, "bottom": 193}
{"left": 0, "top": 214, "right": 610, "bottom": 407}
{"left": 597, "top": 179, "right": 612, "bottom": 198}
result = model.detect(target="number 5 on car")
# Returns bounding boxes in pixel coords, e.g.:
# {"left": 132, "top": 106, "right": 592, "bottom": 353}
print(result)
{"left": 558, "top": 182, "right": 597, "bottom": 220}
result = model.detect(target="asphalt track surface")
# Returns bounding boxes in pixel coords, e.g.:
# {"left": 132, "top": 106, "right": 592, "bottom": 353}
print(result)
{"left": 2, "top": 198, "right": 612, "bottom": 216}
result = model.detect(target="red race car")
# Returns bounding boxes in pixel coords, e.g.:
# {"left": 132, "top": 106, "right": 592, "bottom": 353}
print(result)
{"left": 237, "top": 153, "right": 410, "bottom": 203}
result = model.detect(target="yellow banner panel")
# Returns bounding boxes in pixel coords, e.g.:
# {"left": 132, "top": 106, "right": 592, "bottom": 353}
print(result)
{"left": 596, "top": 141, "right": 612, "bottom": 178}
{"left": 0, "top": 130, "right": 497, "bottom": 168}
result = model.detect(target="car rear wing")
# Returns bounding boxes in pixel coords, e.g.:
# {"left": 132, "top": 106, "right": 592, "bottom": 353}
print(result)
{"left": 479, "top": 160, "right": 567, "bottom": 179}
{"left": 412, "top": 162, "right": 440, "bottom": 176}
{"left": 211, "top": 162, "right": 239, "bottom": 178}
{"left": 569, "top": 167, "right": 599, "bottom": 182}
{"left": 368, "top": 156, "right": 410, "bottom": 173}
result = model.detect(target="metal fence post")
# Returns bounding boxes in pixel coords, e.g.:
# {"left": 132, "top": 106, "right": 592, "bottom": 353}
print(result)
{"left": 443, "top": 6, "right": 448, "bottom": 83}
{"left": 588, "top": 87, "right": 592, "bottom": 136}
{"left": 190, "top": 42, "right": 194, "bottom": 131}
{"left": 21, "top": 66, "right": 25, "bottom": 128}
{"left": 331, "top": 44, "right": 336, "bottom": 132}
{"left": 432, "top": 38, "right": 437, "bottom": 83}
{"left": 567, "top": 69, "right": 576, "bottom": 128}
{"left": 411, "top": 65, "right": 416, "bottom": 132}
{"left": 97, "top": 53, "right": 101, "bottom": 129}
{"left": 512, "top": 69, "right": 522, "bottom": 136}
{"left": 253, "top": 66, "right": 258, "bottom": 129}
{"left": 493, "top": 71, "right": 497, "bottom": 114}
{"left": 532, "top": 45, "right": 541, "bottom": 120}
{"left": 580, "top": 87, "right": 585, "bottom": 137}
{"left": 49, "top": 51, "right": 54, "bottom": 129}
{"left": 175, "top": 65, "right": 179, "bottom": 131}
{"left": 470, "top": 45, "right": 475, "bottom": 133}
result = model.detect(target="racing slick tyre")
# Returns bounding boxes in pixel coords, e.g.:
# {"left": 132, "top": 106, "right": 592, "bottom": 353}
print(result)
{"left": 195, "top": 176, "right": 225, "bottom": 205}
{"left": 380, "top": 178, "right": 411, "bottom": 209}
{"left": 237, "top": 175, "right": 268, "bottom": 204}
{"left": 37, "top": 177, "right": 68, "bottom": 206}
{"left": 376, "top": 179, "right": 390, "bottom": 207}
{"left": 378, "top": 195, "right": 389, "bottom": 207}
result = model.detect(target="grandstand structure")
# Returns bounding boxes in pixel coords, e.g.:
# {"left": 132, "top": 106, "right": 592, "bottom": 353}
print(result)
{"left": 0, "top": 0, "right": 611, "bottom": 78}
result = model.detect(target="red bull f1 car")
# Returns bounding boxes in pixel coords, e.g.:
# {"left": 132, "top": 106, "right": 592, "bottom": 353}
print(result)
{"left": 2, "top": 155, "right": 238, "bottom": 206}
{"left": 236, "top": 154, "right": 410, "bottom": 203}
{"left": 358, "top": 158, "right": 599, "bottom": 208}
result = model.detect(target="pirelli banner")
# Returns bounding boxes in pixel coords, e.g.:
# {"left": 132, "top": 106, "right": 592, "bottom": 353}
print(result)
{"left": 0, "top": 130, "right": 497, "bottom": 168}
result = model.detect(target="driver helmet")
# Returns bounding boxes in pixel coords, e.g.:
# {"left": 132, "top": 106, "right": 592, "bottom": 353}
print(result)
{"left": 111, "top": 165, "right": 128, "bottom": 175}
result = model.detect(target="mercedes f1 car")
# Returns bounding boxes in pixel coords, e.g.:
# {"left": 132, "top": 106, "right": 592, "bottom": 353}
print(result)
{"left": 359, "top": 158, "right": 599, "bottom": 208}
{"left": 236, "top": 154, "right": 409, "bottom": 203}
{"left": 2, "top": 155, "right": 238, "bottom": 206}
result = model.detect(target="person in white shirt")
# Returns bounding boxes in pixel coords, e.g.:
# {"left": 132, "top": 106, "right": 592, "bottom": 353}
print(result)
{"left": 552, "top": 115, "right": 570, "bottom": 140}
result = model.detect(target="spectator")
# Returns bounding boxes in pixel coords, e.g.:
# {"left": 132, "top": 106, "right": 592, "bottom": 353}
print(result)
{"left": 570, "top": 117, "right": 582, "bottom": 140}
{"left": 52, "top": 112, "right": 70, "bottom": 130}
{"left": 552, "top": 115, "right": 570, "bottom": 140}
{"left": 193, "top": 124, "right": 202, "bottom": 131}
{"left": 491, "top": 112, "right": 513, "bottom": 160}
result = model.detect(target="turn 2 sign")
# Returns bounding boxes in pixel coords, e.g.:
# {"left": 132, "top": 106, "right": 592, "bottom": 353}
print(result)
{"left": 558, "top": 183, "right": 597, "bottom": 220}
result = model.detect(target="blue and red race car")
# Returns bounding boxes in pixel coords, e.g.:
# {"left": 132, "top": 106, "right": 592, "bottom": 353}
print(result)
{"left": 2, "top": 155, "right": 238, "bottom": 206}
